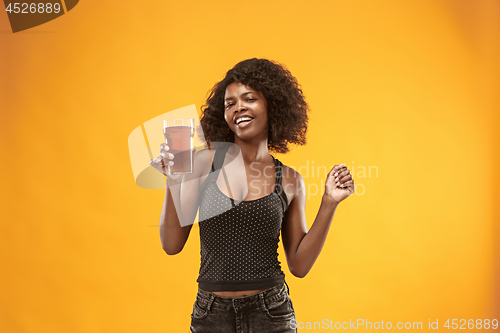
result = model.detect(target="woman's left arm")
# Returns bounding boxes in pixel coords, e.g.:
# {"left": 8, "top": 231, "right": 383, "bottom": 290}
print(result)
{"left": 281, "top": 164, "right": 354, "bottom": 278}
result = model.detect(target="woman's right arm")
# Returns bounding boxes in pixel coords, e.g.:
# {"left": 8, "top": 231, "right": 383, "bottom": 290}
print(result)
{"left": 158, "top": 180, "right": 192, "bottom": 255}
{"left": 151, "top": 144, "right": 211, "bottom": 255}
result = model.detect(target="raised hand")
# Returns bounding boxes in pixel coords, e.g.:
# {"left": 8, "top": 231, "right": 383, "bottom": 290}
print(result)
{"left": 325, "top": 163, "right": 355, "bottom": 204}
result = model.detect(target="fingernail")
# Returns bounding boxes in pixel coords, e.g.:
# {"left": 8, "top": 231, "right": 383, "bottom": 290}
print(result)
{"left": 340, "top": 163, "right": 345, "bottom": 167}
{"left": 334, "top": 172, "right": 338, "bottom": 177}
{"left": 336, "top": 182, "right": 340, "bottom": 186}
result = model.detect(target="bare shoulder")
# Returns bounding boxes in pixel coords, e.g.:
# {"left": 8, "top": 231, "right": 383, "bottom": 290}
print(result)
{"left": 281, "top": 164, "right": 305, "bottom": 203}
{"left": 194, "top": 147, "right": 212, "bottom": 163}
{"left": 193, "top": 145, "right": 233, "bottom": 178}
{"left": 195, "top": 145, "right": 232, "bottom": 163}
{"left": 192, "top": 147, "right": 213, "bottom": 178}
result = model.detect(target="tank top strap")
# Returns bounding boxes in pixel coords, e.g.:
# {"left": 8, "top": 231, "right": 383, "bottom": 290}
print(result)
{"left": 210, "top": 143, "right": 231, "bottom": 171}
{"left": 272, "top": 157, "right": 289, "bottom": 213}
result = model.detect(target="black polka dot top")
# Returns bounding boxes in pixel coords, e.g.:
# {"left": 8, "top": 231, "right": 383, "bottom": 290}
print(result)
{"left": 196, "top": 144, "right": 289, "bottom": 291}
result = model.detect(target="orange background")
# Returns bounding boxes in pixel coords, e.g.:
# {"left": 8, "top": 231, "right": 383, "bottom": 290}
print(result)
{"left": 1, "top": 0, "right": 499, "bottom": 332}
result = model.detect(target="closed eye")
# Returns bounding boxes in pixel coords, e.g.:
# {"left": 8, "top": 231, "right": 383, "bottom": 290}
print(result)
{"left": 225, "top": 103, "right": 234, "bottom": 110}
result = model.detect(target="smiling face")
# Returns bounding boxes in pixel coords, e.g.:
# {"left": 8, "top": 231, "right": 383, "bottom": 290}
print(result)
{"left": 224, "top": 81, "right": 269, "bottom": 144}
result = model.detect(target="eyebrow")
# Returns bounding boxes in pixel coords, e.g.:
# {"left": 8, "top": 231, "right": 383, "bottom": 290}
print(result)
{"left": 225, "top": 91, "right": 254, "bottom": 102}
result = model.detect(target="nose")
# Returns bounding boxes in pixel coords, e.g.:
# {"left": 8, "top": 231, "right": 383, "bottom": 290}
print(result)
{"left": 235, "top": 100, "right": 246, "bottom": 113}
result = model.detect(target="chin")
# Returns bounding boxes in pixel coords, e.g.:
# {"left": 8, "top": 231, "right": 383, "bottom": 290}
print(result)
{"left": 237, "top": 132, "right": 266, "bottom": 143}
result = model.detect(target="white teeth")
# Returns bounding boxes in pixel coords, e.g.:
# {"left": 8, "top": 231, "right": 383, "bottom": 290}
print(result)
{"left": 236, "top": 117, "right": 253, "bottom": 124}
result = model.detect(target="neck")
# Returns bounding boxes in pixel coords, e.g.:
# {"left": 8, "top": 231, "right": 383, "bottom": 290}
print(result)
{"left": 233, "top": 137, "right": 271, "bottom": 163}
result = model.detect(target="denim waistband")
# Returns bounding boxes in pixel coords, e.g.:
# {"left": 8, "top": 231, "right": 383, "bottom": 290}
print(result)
{"left": 196, "top": 283, "right": 289, "bottom": 312}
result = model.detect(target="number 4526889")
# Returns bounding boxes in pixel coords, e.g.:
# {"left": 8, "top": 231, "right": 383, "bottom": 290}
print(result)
{"left": 5, "top": 3, "right": 62, "bottom": 14}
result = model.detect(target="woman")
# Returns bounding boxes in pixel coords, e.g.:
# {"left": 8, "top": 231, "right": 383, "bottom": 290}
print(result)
{"left": 150, "top": 58, "right": 354, "bottom": 332}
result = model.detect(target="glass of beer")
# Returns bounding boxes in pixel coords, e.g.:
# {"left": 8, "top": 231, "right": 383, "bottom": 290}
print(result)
{"left": 163, "top": 118, "right": 194, "bottom": 175}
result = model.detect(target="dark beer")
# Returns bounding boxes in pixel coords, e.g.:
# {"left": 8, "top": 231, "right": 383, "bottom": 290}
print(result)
{"left": 163, "top": 125, "right": 194, "bottom": 174}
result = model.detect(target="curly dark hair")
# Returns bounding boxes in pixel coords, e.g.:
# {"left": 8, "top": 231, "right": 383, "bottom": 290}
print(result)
{"left": 199, "top": 58, "right": 308, "bottom": 154}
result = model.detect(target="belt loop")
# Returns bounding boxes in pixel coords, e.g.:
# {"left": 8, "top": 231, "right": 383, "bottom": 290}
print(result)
{"left": 259, "top": 293, "right": 267, "bottom": 311}
{"left": 284, "top": 281, "right": 290, "bottom": 295}
{"left": 206, "top": 293, "right": 215, "bottom": 311}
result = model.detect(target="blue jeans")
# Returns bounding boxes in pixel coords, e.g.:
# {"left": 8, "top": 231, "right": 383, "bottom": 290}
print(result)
{"left": 190, "top": 283, "right": 297, "bottom": 333}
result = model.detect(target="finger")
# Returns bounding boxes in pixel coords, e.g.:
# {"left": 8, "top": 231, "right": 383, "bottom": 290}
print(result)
{"left": 338, "top": 169, "right": 351, "bottom": 178}
{"left": 338, "top": 174, "right": 352, "bottom": 184}
{"left": 336, "top": 169, "right": 352, "bottom": 182}
{"left": 339, "top": 166, "right": 349, "bottom": 173}
{"left": 333, "top": 164, "right": 346, "bottom": 176}
{"left": 150, "top": 157, "right": 173, "bottom": 166}
{"left": 339, "top": 179, "right": 354, "bottom": 188}
{"left": 328, "top": 167, "right": 336, "bottom": 177}
{"left": 334, "top": 168, "right": 350, "bottom": 181}
{"left": 149, "top": 157, "right": 161, "bottom": 165}
{"left": 160, "top": 151, "right": 174, "bottom": 159}
{"left": 160, "top": 143, "right": 170, "bottom": 151}
{"left": 149, "top": 158, "right": 163, "bottom": 174}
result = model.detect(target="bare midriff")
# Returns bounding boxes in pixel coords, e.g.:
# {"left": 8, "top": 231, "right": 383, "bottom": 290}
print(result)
{"left": 205, "top": 288, "right": 269, "bottom": 298}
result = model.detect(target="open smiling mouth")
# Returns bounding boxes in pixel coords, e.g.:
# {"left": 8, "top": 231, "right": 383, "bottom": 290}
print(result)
{"left": 235, "top": 116, "right": 254, "bottom": 128}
